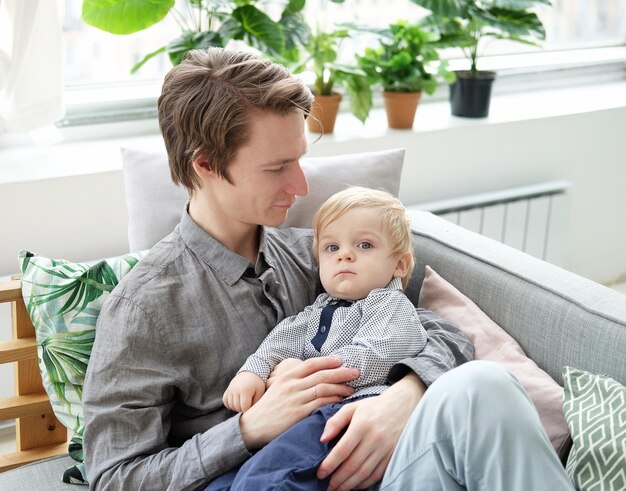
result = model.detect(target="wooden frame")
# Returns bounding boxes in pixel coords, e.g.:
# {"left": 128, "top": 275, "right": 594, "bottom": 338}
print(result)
{"left": 0, "top": 277, "right": 67, "bottom": 472}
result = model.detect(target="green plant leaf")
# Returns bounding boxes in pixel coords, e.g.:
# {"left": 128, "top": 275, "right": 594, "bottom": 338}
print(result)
{"left": 479, "top": 7, "right": 546, "bottom": 40}
{"left": 231, "top": 5, "right": 285, "bottom": 55}
{"left": 81, "top": 0, "right": 175, "bottom": 35}
{"left": 409, "top": 0, "right": 467, "bottom": 17}
{"left": 283, "top": 0, "right": 306, "bottom": 15}
{"left": 340, "top": 73, "right": 372, "bottom": 123}
{"left": 492, "top": 0, "right": 551, "bottom": 8}
{"left": 167, "top": 30, "right": 224, "bottom": 66}
{"left": 130, "top": 46, "right": 167, "bottom": 74}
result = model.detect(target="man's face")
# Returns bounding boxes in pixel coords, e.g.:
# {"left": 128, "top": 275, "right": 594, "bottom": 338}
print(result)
{"left": 205, "top": 109, "right": 309, "bottom": 229}
{"left": 317, "top": 207, "right": 404, "bottom": 300}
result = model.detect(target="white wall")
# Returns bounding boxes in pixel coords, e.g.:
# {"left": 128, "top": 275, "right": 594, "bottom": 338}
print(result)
{"left": 1, "top": 100, "right": 625, "bottom": 286}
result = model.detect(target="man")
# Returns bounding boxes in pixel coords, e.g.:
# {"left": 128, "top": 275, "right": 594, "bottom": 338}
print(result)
{"left": 83, "top": 48, "right": 572, "bottom": 491}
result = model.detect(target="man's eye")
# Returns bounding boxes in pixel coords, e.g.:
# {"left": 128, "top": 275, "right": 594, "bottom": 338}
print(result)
{"left": 357, "top": 241, "right": 373, "bottom": 249}
{"left": 325, "top": 244, "right": 339, "bottom": 252}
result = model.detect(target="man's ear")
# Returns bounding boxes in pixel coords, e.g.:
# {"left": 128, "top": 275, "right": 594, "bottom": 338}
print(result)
{"left": 393, "top": 251, "right": 413, "bottom": 279}
{"left": 191, "top": 151, "right": 214, "bottom": 184}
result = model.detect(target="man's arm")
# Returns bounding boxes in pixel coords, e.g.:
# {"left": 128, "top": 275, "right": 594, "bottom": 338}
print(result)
{"left": 83, "top": 295, "right": 251, "bottom": 490}
{"left": 388, "top": 308, "right": 474, "bottom": 385}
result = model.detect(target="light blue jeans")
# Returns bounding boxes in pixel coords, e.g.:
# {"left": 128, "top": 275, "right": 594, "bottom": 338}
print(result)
{"left": 375, "top": 361, "right": 574, "bottom": 491}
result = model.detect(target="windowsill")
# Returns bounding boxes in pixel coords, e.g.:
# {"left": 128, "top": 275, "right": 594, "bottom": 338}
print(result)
{"left": 1, "top": 79, "right": 626, "bottom": 186}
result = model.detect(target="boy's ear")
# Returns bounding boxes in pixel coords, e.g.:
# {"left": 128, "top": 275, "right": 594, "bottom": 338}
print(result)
{"left": 393, "top": 251, "right": 413, "bottom": 278}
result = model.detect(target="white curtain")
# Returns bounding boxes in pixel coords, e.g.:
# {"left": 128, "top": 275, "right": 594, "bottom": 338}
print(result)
{"left": 0, "top": 0, "right": 64, "bottom": 134}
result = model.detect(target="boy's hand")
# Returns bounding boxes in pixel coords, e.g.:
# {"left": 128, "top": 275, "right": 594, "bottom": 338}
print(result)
{"left": 223, "top": 372, "right": 266, "bottom": 412}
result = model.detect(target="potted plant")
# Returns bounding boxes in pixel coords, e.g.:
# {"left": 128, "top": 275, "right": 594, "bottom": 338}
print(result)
{"left": 411, "top": 0, "right": 551, "bottom": 117}
{"left": 294, "top": 23, "right": 373, "bottom": 133}
{"left": 358, "top": 20, "right": 455, "bottom": 129}
{"left": 81, "top": 0, "right": 309, "bottom": 72}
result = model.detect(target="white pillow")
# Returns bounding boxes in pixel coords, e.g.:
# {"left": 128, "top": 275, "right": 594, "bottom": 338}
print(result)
{"left": 121, "top": 147, "right": 405, "bottom": 252}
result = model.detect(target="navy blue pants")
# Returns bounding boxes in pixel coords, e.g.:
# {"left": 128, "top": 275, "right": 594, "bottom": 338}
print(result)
{"left": 205, "top": 396, "right": 371, "bottom": 491}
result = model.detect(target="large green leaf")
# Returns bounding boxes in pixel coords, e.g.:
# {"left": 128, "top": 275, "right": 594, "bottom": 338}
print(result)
{"left": 166, "top": 31, "right": 224, "bottom": 66}
{"left": 337, "top": 71, "right": 372, "bottom": 123}
{"left": 231, "top": 5, "right": 285, "bottom": 55}
{"left": 492, "top": 0, "right": 551, "bottom": 8}
{"left": 478, "top": 7, "right": 546, "bottom": 39}
{"left": 410, "top": 0, "right": 468, "bottom": 17}
{"left": 81, "top": 0, "right": 175, "bottom": 35}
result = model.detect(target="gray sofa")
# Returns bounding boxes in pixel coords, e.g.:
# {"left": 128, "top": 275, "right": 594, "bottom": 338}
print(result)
{"left": 1, "top": 210, "right": 624, "bottom": 490}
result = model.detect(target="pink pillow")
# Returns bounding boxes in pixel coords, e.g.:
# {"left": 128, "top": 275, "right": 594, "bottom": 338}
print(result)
{"left": 418, "top": 266, "right": 570, "bottom": 455}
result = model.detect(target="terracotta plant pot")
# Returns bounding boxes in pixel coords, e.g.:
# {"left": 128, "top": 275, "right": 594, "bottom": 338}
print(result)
{"left": 382, "top": 91, "right": 422, "bottom": 129}
{"left": 307, "top": 93, "right": 342, "bottom": 133}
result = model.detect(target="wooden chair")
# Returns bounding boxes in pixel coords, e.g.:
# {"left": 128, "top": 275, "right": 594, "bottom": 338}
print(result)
{"left": 0, "top": 277, "right": 67, "bottom": 472}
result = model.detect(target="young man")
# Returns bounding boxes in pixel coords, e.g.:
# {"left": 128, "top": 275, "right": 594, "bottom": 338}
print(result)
{"left": 82, "top": 48, "right": 572, "bottom": 491}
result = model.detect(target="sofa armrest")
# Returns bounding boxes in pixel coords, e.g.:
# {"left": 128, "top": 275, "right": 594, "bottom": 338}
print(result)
{"left": 407, "top": 210, "right": 626, "bottom": 386}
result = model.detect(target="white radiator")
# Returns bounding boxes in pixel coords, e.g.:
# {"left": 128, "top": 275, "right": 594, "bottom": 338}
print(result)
{"left": 408, "top": 181, "right": 570, "bottom": 266}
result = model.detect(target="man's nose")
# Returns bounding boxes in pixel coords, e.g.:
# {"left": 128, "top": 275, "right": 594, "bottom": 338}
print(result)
{"left": 285, "top": 162, "right": 308, "bottom": 197}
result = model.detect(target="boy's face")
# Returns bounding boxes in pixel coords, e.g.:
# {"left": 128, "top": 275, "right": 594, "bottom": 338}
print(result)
{"left": 317, "top": 207, "right": 408, "bottom": 300}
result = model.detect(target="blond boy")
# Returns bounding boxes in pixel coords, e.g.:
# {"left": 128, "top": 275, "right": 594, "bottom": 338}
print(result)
{"left": 208, "top": 187, "right": 426, "bottom": 490}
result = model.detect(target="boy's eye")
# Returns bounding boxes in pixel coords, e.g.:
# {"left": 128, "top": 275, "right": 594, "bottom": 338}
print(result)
{"left": 324, "top": 244, "right": 339, "bottom": 253}
{"left": 357, "top": 241, "right": 373, "bottom": 250}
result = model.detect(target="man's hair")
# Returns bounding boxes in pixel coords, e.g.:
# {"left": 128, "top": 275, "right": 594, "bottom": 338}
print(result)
{"left": 158, "top": 48, "right": 313, "bottom": 192}
{"left": 312, "top": 186, "right": 415, "bottom": 289}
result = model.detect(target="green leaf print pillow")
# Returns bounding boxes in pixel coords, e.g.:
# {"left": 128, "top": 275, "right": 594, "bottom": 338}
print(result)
{"left": 17, "top": 250, "right": 147, "bottom": 485}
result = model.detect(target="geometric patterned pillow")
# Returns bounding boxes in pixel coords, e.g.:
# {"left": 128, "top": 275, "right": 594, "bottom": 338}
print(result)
{"left": 562, "top": 366, "right": 626, "bottom": 491}
{"left": 17, "top": 250, "right": 147, "bottom": 485}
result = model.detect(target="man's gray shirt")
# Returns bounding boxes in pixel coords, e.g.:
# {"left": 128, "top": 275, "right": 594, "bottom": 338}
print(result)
{"left": 83, "top": 210, "right": 473, "bottom": 490}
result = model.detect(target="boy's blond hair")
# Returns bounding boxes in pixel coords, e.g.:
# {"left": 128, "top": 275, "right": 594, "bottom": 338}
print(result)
{"left": 312, "top": 187, "right": 414, "bottom": 289}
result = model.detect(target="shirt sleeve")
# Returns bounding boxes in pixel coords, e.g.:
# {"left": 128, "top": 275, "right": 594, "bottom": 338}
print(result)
{"left": 330, "top": 291, "right": 428, "bottom": 389}
{"left": 83, "top": 294, "right": 250, "bottom": 491}
{"left": 388, "top": 308, "right": 475, "bottom": 386}
{"left": 239, "top": 303, "right": 315, "bottom": 380}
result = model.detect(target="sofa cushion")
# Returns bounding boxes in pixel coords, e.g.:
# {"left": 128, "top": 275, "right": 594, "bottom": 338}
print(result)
{"left": 0, "top": 455, "right": 76, "bottom": 491}
{"left": 418, "top": 265, "right": 571, "bottom": 457}
{"left": 17, "top": 250, "right": 147, "bottom": 484}
{"left": 121, "top": 147, "right": 405, "bottom": 252}
{"left": 563, "top": 366, "right": 626, "bottom": 491}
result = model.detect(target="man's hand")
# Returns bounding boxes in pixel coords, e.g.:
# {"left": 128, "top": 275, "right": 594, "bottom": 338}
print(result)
{"left": 239, "top": 357, "right": 358, "bottom": 450}
{"left": 317, "top": 373, "right": 426, "bottom": 491}
{"left": 223, "top": 372, "right": 266, "bottom": 412}
{"left": 266, "top": 358, "right": 304, "bottom": 388}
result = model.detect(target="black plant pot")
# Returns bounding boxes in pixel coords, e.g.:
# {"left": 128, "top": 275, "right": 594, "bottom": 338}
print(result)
{"left": 449, "top": 71, "right": 496, "bottom": 118}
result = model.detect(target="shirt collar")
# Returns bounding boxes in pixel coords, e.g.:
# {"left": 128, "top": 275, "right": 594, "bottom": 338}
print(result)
{"left": 178, "top": 207, "right": 271, "bottom": 286}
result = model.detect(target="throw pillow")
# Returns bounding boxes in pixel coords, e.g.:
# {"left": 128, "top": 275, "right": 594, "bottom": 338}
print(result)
{"left": 18, "top": 249, "right": 147, "bottom": 485}
{"left": 563, "top": 366, "right": 626, "bottom": 491}
{"left": 418, "top": 265, "right": 571, "bottom": 456}
{"left": 121, "top": 147, "right": 405, "bottom": 252}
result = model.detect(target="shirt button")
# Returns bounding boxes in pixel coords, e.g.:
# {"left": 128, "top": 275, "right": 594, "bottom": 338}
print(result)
{"left": 321, "top": 325, "right": 326, "bottom": 333}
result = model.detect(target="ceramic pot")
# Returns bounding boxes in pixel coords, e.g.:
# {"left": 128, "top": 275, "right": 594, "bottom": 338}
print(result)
{"left": 449, "top": 71, "right": 496, "bottom": 118}
{"left": 307, "top": 93, "right": 342, "bottom": 133}
{"left": 382, "top": 91, "right": 422, "bottom": 129}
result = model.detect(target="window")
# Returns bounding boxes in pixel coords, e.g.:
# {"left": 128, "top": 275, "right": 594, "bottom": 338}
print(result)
{"left": 63, "top": 0, "right": 626, "bottom": 87}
